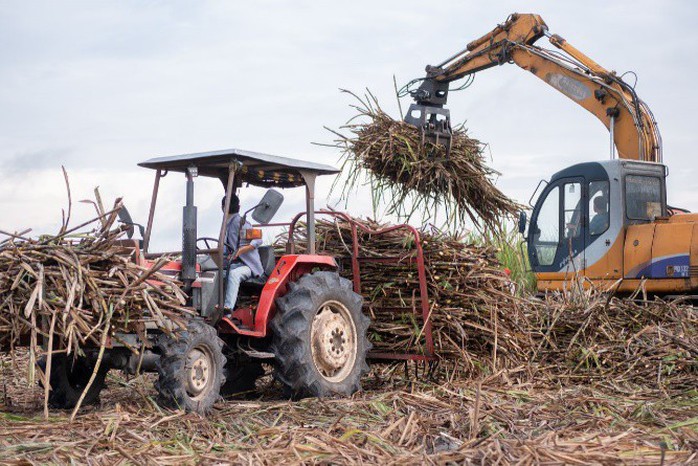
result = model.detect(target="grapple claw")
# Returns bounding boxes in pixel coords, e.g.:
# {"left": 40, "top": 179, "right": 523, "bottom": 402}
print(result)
{"left": 404, "top": 103, "right": 453, "bottom": 157}
{"left": 403, "top": 77, "right": 453, "bottom": 157}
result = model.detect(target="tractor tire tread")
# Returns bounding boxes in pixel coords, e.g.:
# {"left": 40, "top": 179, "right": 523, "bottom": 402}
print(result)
{"left": 271, "top": 271, "right": 370, "bottom": 400}
{"left": 155, "top": 318, "right": 226, "bottom": 414}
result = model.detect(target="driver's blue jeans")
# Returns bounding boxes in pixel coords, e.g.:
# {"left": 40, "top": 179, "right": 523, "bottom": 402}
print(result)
{"left": 224, "top": 263, "right": 252, "bottom": 309}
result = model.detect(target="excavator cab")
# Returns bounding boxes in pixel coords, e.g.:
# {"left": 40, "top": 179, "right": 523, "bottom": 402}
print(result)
{"left": 524, "top": 159, "right": 698, "bottom": 294}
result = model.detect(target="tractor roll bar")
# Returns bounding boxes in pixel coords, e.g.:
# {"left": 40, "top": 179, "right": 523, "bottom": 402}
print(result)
{"left": 142, "top": 169, "right": 165, "bottom": 253}
{"left": 297, "top": 170, "right": 317, "bottom": 255}
{"left": 217, "top": 163, "right": 239, "bottom": 306}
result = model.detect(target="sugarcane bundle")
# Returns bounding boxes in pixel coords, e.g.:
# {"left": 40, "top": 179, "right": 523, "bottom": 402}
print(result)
{"left": 281, "top": 215, "right": 698, "bottom": 388}
{"left": 327, "top": 92, "right": 521, "bottom": 230}
{"left": 280, "top": 217, "right": 532, "bottom": 376}
{"left": 0, "top": 198, "right": 192, "bottom": 369}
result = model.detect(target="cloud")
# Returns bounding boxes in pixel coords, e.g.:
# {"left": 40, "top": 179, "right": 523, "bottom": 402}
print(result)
{"left": 0, "top": 147, "right": 76, "bottom": 174}
{"left": 0, "top": 0, "right": 695, "bottom": 245}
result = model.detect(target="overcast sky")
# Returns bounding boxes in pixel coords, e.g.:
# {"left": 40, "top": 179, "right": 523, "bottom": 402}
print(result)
{"left": 1, "top": 1, "right": 696, "bottom": 250}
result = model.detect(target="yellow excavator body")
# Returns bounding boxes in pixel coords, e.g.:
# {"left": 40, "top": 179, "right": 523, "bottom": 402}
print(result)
{"left": 403, "top": 13, "right": 695, "bottom": 296}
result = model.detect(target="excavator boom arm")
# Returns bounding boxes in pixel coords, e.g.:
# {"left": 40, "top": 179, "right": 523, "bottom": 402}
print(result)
{"left": 408, "top": 13, "right": 662, "bottom": 162}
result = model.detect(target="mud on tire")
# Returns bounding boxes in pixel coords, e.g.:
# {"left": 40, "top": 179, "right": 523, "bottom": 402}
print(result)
{"left": 155, "top": 319, "right": 226, "bottom": 414}
{"left": 37, "top": 354, "right": 109, "bottom": 409}
{"left": 271, "top": 271, "right": 370, "bottom": 399}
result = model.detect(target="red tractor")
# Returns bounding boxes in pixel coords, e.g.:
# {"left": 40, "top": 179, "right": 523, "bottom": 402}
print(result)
{"left": 41, "top": 149, "right": 372, "bottom": 413}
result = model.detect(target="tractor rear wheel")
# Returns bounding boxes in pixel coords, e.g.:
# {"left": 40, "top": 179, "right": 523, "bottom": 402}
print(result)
{"left": 271, "top": 271, "right": 370, "bottom": 399}
{"left": 155, "top": 319, "right": 225, "bottom": 414}
{"left": 37, "top": 354, "right": 109, "bottom": 409}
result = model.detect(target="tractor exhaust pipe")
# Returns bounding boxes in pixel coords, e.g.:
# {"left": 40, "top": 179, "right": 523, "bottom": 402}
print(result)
{"left": 182, "top": 165, "right": 198, "bottom": 294}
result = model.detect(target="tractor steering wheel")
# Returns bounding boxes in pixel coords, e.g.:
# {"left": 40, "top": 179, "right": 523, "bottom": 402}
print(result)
{"left": 196, "top": 237, "right": 219, "bottom": 251}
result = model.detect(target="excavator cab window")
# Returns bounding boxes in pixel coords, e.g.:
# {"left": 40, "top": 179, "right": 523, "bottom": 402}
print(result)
{"left": 588, "top": 181, "right": 610, "bottom": 236}
{"left": 561, "top": 180, "right": 586, "bottom": 264}
{"left": 563, "top": 182, "right": 582, "bottom": 239}
{"left": 531, "top": 186, "right": 560, "bottom": 266}
{"left": 626, "top": 175, "right": 662, "bottom": 221}
{"left": 530, "top": 177, "right": 586, "bottom": 270}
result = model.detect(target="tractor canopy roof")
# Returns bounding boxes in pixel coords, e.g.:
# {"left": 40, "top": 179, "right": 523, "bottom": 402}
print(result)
{"left": 138, "top": 148, "right": 339, "bottom": 188}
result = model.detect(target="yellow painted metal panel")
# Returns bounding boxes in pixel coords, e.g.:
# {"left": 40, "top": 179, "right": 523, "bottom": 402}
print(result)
{"left": 652, "top": 223, "right": 692, "bottom": 260}
{"left": 624, "top": 224, "right": 655, "bottom": 278}
{"left": 584, "top": 234, "right": 623, "bottom": 280}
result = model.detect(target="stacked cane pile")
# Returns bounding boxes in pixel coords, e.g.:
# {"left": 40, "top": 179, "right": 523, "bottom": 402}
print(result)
{"left": 0, "top": 199, "right": 191, "bottom": 364}
{"left": 529, "top": 290, "right": 698, "bottom": 389}
{"left": 283, "top": 216, "right": 698, "bottom": 388}
{"left": 281, "top": 217, "right": 531, "bottom": 377}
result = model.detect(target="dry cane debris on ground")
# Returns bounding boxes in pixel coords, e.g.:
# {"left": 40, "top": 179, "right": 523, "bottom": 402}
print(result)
{"left": 1, "top": 350, "right": 697, "bottom": 465}
{"left": 326, "top": 91, "right": 521, "bottom": 230}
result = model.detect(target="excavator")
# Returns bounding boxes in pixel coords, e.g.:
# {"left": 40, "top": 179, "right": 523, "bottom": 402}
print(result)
{"left": 403, "top": 13, "right": 697, "bottom": 295}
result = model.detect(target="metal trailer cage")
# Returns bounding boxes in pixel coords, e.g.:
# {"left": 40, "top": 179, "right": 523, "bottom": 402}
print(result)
{"left": 286, "top": 210, "right": 435, "bottom": 362}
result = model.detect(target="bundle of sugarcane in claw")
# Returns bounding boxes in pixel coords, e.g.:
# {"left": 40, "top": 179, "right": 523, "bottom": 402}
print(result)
{"left": 326, "top": 90, "right": 521, "bottom": 231}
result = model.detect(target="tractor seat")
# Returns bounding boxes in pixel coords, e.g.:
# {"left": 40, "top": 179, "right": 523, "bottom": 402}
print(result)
{"left": 197, "top": 254, "right": 219, "bottom": 272}
{"left": 241, "top": 245, "right": 276, "bottom": 289}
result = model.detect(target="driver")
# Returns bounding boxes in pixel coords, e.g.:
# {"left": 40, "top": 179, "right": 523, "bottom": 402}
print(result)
{"left": 222, "top": 194, "right": 263, "bottom": 311}
{"left": 589, "top": 195, "right": 609, "bottom": 235}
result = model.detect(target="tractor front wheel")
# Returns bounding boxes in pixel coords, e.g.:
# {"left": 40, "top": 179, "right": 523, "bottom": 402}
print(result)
{"left": 155, "top": 319, "right": 225, "bottom": 414}
{"left": 271, "top": 271, "right": 370, "bottom": 399}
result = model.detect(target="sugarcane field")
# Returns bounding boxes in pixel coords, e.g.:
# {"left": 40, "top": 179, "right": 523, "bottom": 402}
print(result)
{"left": 1, "top": 3, "right": 697, "bottom": 466}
